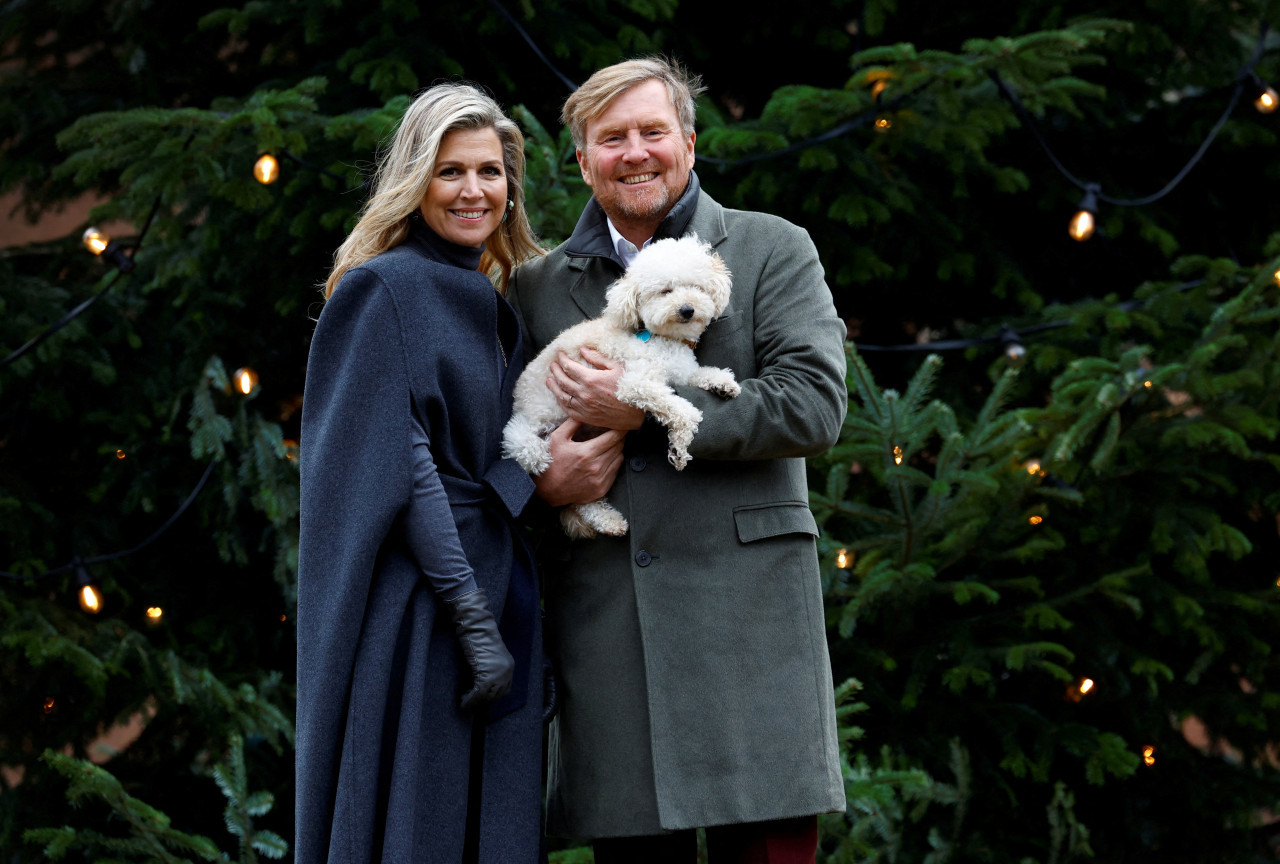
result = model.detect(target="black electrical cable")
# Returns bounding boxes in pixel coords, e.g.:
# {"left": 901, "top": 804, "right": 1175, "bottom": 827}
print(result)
{"left": 0, "top": 460, "right": 217, "bottom": 582}
{"left": 990, "top": 23, "right": 1269, "bottom": 207}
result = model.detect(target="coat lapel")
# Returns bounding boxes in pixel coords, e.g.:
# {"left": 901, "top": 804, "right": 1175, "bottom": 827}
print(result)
{"left": 567, "top": 255, "right": 615, "bottom": 320}
{"left": 686, "top": 190, "right": 728, "bottom": 249}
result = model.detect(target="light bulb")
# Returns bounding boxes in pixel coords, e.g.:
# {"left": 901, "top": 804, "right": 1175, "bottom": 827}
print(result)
{"left": 42, "top": 696, "right": 57, "bottom": 715}
{"left": 1273, "top": 267, "right": 1280, "bottom": 288}
{"left": 892, "top": 445, "right": 903, "bottom": 465}
{"left": 874, "top": 115, "right": 892, "bottom": 132}
{"left": 254, "top": 153, "right": 280, "bottom": 185}
{"left": 82, "top": 227, "right": 110, "bottom": 255}
{"left": 115, "top": 449, "right": 127, "bottom": 460}
{"left": 1029, "top": 515, "right": 1044, "bottom": 525}
{"left": 145, "top": 606, "right": 163, "bottom": 622}
{"left": 1142, "top": 745, "right": 1156, "bottom": 766}
{"left": 1066, "top": 676, "right": 1095, "bottom": 702}
{"left": 1255, "top": 85, "right": 1278, "bottom": 114}
{"left": 79, "top": 583, "right": 104, "bottom": 614}
{"left": 233, "top": 367, "right": 259, "bottom": 396}
{"left": 1024, "top": 459, "right": 1043, "bottom": 476}
{"left": 836, "top": 549, "right": 853, "bottom": 569}
{"left": 1068, "top": 185, "right": 1100, "bottom": 242}
{"left": 1068, "top": 209, "right": 1095, "bottom": 242}
{"left": 81, "top": 226, "right": 134, "bottom": 272}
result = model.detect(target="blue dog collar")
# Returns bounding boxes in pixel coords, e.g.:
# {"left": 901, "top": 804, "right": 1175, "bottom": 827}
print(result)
{"left": 635, "top": 329, "right": 652, "bottom": 342}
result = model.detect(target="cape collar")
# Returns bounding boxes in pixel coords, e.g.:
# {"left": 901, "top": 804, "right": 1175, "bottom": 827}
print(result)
{"left": 564, "top": 170, "right": 702, "bottom": 266}
{"left": 406, "top": 214, "right": 485, "bottom": 271}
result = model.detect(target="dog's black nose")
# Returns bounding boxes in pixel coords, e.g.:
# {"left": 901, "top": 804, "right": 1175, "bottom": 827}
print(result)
{"left": 678, "top": 304, "right": 694, "bottom": 320}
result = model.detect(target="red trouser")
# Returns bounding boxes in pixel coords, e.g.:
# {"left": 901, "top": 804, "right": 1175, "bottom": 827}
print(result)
{"left": 592, "top": 816, "right": 819, "bottom": 864}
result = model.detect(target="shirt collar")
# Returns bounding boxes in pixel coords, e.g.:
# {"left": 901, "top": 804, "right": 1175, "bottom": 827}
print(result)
{"left": 606, "top": 218, "right": 652, "bottom": 268}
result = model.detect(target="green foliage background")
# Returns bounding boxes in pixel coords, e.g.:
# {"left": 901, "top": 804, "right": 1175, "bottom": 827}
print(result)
{"left": 2, "top": 0, "right": 1279, "bottom": 860}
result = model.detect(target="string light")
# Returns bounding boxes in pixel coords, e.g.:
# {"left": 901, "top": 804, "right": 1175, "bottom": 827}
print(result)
{"left": 253, "top": 153, "right": 281, "bottom": 185}
{"left": 874, "top": 115, "right": 893, "bottom": 133}
{"left": 78, "top": 583, "right": 104, "bottom": 614}
{"left": 866, "top": 70, "right": 891, "bottom": 102}
{"left": 115, "top": 449, "right": 127, "bottom": 460}
{"left": 1142, "top": 745, "right": 1156, "bottom": 766}
{"left": 1251, "top": 75, "right": 1278, "bottom": 114}
{"left": 1066, "top": 676, "right": 1095, "bottom": 702}
{"left": 836, "top": 548, "right": 854, "bottom": 569}
{"left": 999, "top": 324, "right": 1026, "bottom": 364}
{"left": 81, "top": 226, "right": 135, "bottom": 273}
{"left": 1024, "top": 459, "right": 1045, "bottom": 477}
{"left": 42, "top": 697, "right": 57, "bottom": 715}
{"left": 232, "top": 367, "right": 259, "bottom": 396}
{"left": 1068, "top": 185, "right": 1100, "bottom": 242}
{"left": 892, "top": 445, "right": 904, "bottom": 465}
{"left": 144, "top": 606, "right": 164, "bottom": 625}
{"left": 82, "top": 227, "right": 109, "bottom": 254}
{"left": 1273, "top": 267, "right": 1280, "bottom": 288}
{"left": 1029, "top": 514, "right": 1044, "bottom": 525}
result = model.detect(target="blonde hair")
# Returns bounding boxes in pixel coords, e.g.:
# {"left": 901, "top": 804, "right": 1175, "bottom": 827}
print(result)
{"left": 324, "top": 83, "right": 542, "bottom": 298}
{"left": 562, "top": 56, "right": 706, "bottom": 151}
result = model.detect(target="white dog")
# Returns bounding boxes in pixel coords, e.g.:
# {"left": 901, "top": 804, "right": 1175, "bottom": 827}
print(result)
{"left": 502, "top": 235, "right": 740, "bottom": 539}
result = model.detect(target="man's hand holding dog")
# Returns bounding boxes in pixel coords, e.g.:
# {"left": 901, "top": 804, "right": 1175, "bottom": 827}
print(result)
{"left": 547, "top": 347, "right": 645, "bottom": 432}
{"left": 535, "top": 419, "right": 626, "bottom": 507}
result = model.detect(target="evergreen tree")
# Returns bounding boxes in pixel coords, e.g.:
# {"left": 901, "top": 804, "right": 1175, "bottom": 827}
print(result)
{"left": 2, "top": 1, "right": 1278, "bottom": 861}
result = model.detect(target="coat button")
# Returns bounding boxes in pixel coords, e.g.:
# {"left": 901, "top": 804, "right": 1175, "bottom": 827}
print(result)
{"left": 629, "top": 456, "right": 647, "bottom": 471}
{"left": 635, "top": 550, "right": 652, "bottom": 567}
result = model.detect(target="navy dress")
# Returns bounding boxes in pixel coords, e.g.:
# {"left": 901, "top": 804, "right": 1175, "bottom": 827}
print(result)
{"left": 296, "top": 220, "right": 541, "bottom": 864}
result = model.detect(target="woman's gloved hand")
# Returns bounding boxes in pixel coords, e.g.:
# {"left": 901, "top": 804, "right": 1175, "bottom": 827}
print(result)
{"left": 542, "top": 656, "right": 559, "bottom": 724}
{"left": 445, "top": 588, "right": 515, "bottom": 711}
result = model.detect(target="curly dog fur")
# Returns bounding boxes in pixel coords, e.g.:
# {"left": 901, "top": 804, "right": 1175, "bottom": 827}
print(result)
{"left": 502, "top": 235, "right": 739, "bottom": 538}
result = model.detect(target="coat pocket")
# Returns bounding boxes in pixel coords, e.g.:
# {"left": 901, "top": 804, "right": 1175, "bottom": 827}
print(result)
{"left": 732, "top": 501, "right": 819, "bottom": 543}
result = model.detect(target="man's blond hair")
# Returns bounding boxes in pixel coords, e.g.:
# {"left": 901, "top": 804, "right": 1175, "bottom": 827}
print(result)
{"left": 562, "top": 56, "right": 706, "bottom": 151}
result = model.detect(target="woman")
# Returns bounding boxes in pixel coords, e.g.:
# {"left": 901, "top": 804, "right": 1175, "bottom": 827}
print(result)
{"left": 296, "top": 83, "right": 546, "bottom": 864}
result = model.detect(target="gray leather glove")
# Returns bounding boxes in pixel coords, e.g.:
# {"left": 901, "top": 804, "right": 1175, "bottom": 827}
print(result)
{"left": 446, "top": 588, "right": 515, "bottom": 712}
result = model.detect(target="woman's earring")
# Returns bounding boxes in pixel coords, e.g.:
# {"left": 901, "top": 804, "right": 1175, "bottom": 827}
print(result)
{"left": 501, "top": 199, "right": 514, "bottom": 224}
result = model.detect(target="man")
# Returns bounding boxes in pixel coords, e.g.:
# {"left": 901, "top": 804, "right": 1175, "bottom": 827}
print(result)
{"left": 507, "top": 57, "right": 848, "bottom": 863}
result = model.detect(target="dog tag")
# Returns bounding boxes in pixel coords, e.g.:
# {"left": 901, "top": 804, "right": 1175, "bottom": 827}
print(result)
{"left": 635, "top": 329, "right": 652, "bottom": 342}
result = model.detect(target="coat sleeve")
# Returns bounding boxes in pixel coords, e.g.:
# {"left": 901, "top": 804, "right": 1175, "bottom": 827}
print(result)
{"left": 295, "top": 266, "right": 415, "bottom": 861}
{"left": 405, "top": 410, "right": 478, "bottom": 601}
{"left": 678, "top": 219, "right": 848, "bottom": 461}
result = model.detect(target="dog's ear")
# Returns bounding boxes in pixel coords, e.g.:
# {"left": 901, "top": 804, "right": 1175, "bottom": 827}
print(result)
{"left": 705, "top": 251, "right": 733, "bottom": 316}
{"left": 604, "top": 276, "right": 644, "bottom": 330}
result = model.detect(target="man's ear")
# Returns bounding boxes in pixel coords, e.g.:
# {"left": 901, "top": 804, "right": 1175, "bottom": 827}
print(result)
{"left": 687, "top": 132, "right": 696, "bottom": 163}
{"left": 576, "top": 149, "right": 592, "bottom": 187}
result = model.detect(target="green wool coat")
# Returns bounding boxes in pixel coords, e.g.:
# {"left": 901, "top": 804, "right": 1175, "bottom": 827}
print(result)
{"left": 508, "top": 183, "right": 848, "bottom": 837}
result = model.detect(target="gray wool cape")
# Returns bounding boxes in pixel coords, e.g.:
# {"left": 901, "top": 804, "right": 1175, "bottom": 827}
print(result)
{"left": 506, "top": 173, "right": 849, "bottom": 838}
{"left": 297, "top": 221, "right": 543, "bottom": 864}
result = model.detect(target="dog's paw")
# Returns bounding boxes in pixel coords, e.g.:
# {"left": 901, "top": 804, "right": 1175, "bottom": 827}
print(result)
{"left": 595, "top": 513, "right": 629, "bottom": 536}
{"left": 561, "top": 508, "right": 597, "bottom": 539}
{"left": 667, "top": 445, "right": 690, "bottom": 471}
{"left": 565, "top": 500, "right": 629, "bottom": 538}
{"left": 712, "top": 380, "right": 741, "bottom": 398}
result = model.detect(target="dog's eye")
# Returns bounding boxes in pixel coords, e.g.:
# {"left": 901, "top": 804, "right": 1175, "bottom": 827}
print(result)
{"left": 660, "top": 287, "right": 673, "bottom": 295}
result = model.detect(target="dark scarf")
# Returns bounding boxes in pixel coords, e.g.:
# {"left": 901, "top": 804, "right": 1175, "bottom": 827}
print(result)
{"left": 563, "top": 169, "right": 702, "bottom": 268}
